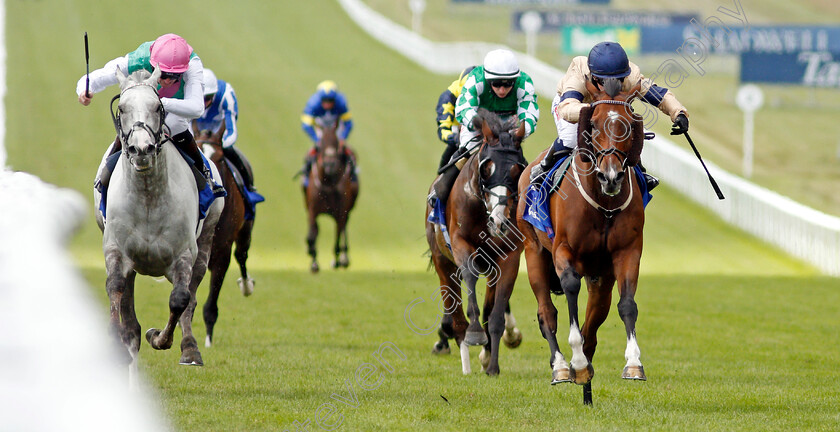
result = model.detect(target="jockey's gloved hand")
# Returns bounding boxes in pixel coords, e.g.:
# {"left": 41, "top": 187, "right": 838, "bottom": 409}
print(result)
{"left": 670, "top": 113, "right": 689, "bottom": 135}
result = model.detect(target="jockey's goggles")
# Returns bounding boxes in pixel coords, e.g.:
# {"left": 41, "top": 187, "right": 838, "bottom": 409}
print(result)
{"left": 160, "top": 71, "right": 183, "bottom": 81}
{"left": 490, "top": 79, "right": 515, "bottom": 89}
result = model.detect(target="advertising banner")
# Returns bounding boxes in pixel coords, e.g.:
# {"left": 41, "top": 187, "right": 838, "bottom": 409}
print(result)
{"left": 740, "top": 51, "right": 840, "bottom": 87}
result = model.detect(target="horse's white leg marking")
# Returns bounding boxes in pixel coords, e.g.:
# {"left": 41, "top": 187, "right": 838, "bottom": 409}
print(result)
{"left": 625, "top": 333, "right": 642, "bottom": 368}
{"left": 504, "top": 312, "right": 517, "bottom": 330}
{"left": 568, "top": 323, "right": 588, "bottom": 370}
{"left": 552, "top": 350, "right": 569, "bottom": 372}
{"left": 479, "top": 347, "right": 490, "bottom": 372}
{"left": 459, "top": 341, "right": 471, "bottom": 374}
{"left": 205, "top": 336, "right": 212, "bottom": 348}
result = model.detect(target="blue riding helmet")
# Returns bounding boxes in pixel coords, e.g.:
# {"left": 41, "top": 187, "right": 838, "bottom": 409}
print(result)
{"left": 587, "top": 42, "right": 630, "bottom": 79}
{"left": 316, "top": 80, "right": 338, "bottom": 102}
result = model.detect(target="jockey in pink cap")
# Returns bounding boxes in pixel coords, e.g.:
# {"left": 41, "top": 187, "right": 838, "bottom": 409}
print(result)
{"left": 76, "top": 33, "right": 223, "bottom": 194}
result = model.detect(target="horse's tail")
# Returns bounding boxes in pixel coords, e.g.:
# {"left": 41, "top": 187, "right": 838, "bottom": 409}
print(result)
{"left": 423, "top": 248, "right": 433, "bottom": 271}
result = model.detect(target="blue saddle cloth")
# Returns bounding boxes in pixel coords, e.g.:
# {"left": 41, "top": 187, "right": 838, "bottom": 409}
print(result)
{"left": 98, "top": 150, "right": 226, "bottom": 221}
{"left": 427, "top": 198, "right": 452, "bottom": 252}
{"left": 225, "top": 159, "right": 265, "bottom": 221}
{"left": 522, "top": 156, "right": 652, "bottom": 239}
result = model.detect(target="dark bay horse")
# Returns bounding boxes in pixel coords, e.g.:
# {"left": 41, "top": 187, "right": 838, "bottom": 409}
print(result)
{"left": 304, "top": 123, "right": 358, "bottom": 273}
{"left": 516, "top": 80, "right": 646, "bottom": 404}
{"left": 425, "top": 108, "right": 527, "bottom": 376}
{"left": 198, "top": 133, "right": 257, "bottom": 347}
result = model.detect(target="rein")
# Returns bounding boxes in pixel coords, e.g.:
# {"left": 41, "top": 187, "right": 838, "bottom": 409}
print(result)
{"left": 110, "top": 82, "right": 169, "bottom": 154}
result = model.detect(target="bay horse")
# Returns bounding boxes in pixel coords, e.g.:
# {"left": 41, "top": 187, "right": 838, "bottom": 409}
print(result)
{"left": 303, "top": 122, "right": 358, "bottom": 273}
{"left": 516, "top": 80, "right": 646, "bottom": 404}
{"left": 93, "top": 68, "right": 223, "bottom": 385}
{"left": 198, "top": 133, "right": 257, "bottom": 347}
{"left": 425, "top": 108, "right": 526, "bottom": 376}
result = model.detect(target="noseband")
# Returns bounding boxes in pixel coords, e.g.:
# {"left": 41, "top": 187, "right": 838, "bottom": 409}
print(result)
{"left": 110, "top": 83, "right": 168, "bottom": 154}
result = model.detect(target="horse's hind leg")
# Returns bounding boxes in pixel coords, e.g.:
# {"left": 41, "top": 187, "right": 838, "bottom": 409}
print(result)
{"left": 580, "top": 275, "right": 614, "bottom": 374}
{"left": 555, "top": 257, "right": 593, "bottom": 385}
{"left": 333, "top": 214, "right": 349, "bottom": 269}
{"left": 525, "top": 244, "right": 570, "bottom": 384}
{"left": 502, "top": 300, "right": 523, "bottom": 349}
{"left": 234, "top": 220, "right": 255, "bottom": 296}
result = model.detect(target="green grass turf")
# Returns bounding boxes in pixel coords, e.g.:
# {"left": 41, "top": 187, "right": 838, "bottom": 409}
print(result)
{"left": 5, "top": 0, "right": 839, "bottom": 430}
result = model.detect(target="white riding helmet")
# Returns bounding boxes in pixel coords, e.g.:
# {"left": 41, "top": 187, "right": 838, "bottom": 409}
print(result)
{"left": 483, "top": 49, "right": 520, "bottom": 80}
{"left": 202, "top": 68, "right": 218, "bottom": 96}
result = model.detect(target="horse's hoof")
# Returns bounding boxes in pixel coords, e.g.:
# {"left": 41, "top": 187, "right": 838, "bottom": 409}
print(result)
{"left": 205, "top": 335, "right": 212, "bottom": 348}
{"left": 145, "top": 328, "right": 171, "bottom": 350}
{"left": 502, "top": 327, "right": 522, "bottom": 348}
{"left": 238, "top": 277, "right": 255, "bottom": 297}
{"left": 622, "top": 365, "right": 647, "bottom": 381}
{"left": 179, "top": 351, "right": 204, "bottom": 367}
{"left": 310, "top": 262, "right": 319, "bottom": 273}
{"left": 570, "top": 363, "right": 595, "bottom": 385}
{"left": 431, "top": 341, "right": 450, "bottom": 355}
{"left": 551, "top": 367, "right": 572, "bottom": 385}
{"left": 464, "top": 330, "right": 488, "bottom": 346}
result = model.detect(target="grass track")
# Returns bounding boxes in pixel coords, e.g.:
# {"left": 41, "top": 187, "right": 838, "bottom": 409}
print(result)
{"left": 5, "top": 0, "right": 839, "bottom": 430}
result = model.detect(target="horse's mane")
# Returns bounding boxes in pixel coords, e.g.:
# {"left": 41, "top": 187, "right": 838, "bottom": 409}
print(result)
{"left": 473, "top": 108, "right": 518, "bottom": 139}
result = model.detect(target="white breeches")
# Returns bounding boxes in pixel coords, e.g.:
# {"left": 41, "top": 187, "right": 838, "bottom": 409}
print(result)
{"left": 552, "top": 94, "right": 578, "bottom": 149}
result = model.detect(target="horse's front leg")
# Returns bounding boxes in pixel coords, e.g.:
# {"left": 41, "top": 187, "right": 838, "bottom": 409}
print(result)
{"left": 554, "top": 251, "right": 593, "bottom": 385}
{"left": 307, "top": 211, "right": 319, "bottom": 273}
{"left": 104, "top": 247, "right": 132, "bottom": 365}
{"left": 180, "top": 225, "right": 217, "bottom": 365}
{"left": 482, "top": 256, "right": 519, "bottom": 376}
{"left": 613, "top": 248, "right": 645, "bottom": 380}
{"left": 145, "top": 251, "right": 193, "bottom": 352}
{"left": 119, "top": 271, "right": 141, "bottom": 388}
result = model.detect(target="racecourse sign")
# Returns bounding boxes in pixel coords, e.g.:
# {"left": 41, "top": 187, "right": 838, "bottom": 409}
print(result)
{"left": 740, "top": 51, "right": 840, "bottom": 87}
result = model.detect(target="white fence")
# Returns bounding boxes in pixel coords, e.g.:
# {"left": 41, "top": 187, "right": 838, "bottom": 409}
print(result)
{"left": 337, "top": 0, "right": 840, "bottom": 276}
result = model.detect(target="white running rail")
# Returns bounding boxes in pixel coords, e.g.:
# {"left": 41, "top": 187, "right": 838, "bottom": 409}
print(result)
{"left": 337, "top": 0, "right": 840, "bottom": 275}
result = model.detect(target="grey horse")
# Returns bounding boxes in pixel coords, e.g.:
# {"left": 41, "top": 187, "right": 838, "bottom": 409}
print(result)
{"left": 93, "top": 68, "right": 223, "bottom": 386}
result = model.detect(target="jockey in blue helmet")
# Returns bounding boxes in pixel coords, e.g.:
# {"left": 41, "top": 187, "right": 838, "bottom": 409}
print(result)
{"left": 299, "top": 80, "right": 355, "bottom": 184}
{"left": 529, "top": 41, "right": 690, "bottom": 191}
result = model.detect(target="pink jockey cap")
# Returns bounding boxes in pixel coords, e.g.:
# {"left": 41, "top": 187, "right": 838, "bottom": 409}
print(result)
{"left": 150, "top": 33, "right": 193, "bottom": 73}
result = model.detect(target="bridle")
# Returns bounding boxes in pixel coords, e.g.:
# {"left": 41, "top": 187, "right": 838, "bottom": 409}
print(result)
{"left": 573, "top": 99, "right": 642, "bottom": 218}
{"left": 475, "top": 142, "right": 526, "bottom": 215}
{"left": 110, "top": 82, "right": 169, "bottom": 154}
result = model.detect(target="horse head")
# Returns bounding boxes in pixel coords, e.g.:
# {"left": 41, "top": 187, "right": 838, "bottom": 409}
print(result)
{"left": 197, "top": 131, "right": 224, "bottom": 165}
{"left": 577, "top": 80, "right": 645, "bottom": 197}
{"left": 473, "top": 108, "right": 527, "bottom": 237}
{"left": 317, "top": 122, "right": 343, "bottom": 184}
{"left": 114, "top": 67, "right": 166, "bottom": 172}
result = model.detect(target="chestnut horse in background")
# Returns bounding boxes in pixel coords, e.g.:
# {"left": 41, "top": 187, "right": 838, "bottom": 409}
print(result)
{"left": 198, "top": 133, "right": 257, "bottom": 347}
{"left": 516, "top": 81, "right": 647, "bottom": 404}
{"left": 425, "top": 109, "right": 527, "bottom": 376}
{"left": 304, "top": 122, "right": 358, "bottom": 273}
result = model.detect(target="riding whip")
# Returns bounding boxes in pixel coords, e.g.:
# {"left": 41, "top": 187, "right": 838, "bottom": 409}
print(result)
{"left": 683, "top": 131, "right": 725, "bottom": 200}
{"left": 84, "top": 32, "right": 90, "bottom": 98}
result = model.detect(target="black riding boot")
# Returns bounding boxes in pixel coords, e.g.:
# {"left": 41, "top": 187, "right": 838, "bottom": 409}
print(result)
{"left": 223, "top": 146, "right": 256, "bottom": 191}
{"left": 529, "top": 138, "right": 570, "bottom": 186}
{"left": 428, "top": 145, "right": 469, "bottom": 206}
{"left": 638, "top": 162, "right": 659, "bottom": 191}
{"left": 171, "top": 131, "right": 224, "bottom": 194}
{"left": 437, "top": 143, "right": 458, "bottom": 171}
